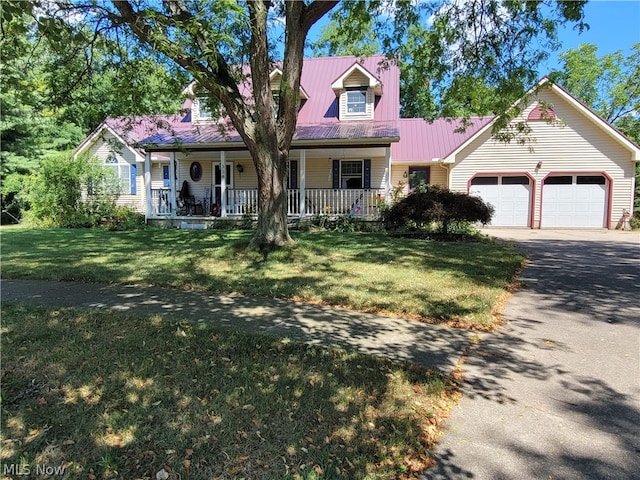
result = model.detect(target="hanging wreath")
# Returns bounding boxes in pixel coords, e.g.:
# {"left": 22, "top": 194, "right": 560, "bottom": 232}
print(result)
{"left": 189, "top": 162, "right": 202, "bottom": 181}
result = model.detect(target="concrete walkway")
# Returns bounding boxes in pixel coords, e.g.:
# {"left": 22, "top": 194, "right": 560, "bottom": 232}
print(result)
{"left": 424, "top": 229, "right": 640, "bottom": 480}
{"left": 0, "top": 279, "right": 472, "bottom": 372}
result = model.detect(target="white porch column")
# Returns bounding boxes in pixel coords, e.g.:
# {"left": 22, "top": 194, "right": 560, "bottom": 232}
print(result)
{"left": 169, "top": 152, "right": 177, "bottom": 216}
{"left": 384, "top": 146, "right": 391, "bottom": 202}
{"left": 299, "top": 149, "right": 306, "bottom": 217}
{"left": 220, "top": 151, "right": 227, "bottom": 217}
{"left": 144, "top": 152, "right": 152, "bottom": 220}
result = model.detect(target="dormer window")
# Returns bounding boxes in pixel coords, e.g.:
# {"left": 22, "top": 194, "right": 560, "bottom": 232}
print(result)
{"left": 272, "top": 91, "right": 280, "bottom": 118}
{"left": 346, "top": 88, "right": 367, "bottom": 114}
{"left": 331, "top": 62, "right": 383, "bottom": 121}
{"left": 197, "top": 95, "right": 213, "bottom": 120}
{"left": 192, "top": 85, "right": 221, "bottom": 123}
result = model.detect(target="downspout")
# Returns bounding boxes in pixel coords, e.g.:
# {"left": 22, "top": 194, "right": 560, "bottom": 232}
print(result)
{"left": 435, "top": 159, "right": 450, "bottom": 188}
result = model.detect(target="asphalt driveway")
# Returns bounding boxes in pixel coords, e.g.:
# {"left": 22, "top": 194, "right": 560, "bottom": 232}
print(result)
{"left": 425, "top": 229, "right": 640, "bottom": 480}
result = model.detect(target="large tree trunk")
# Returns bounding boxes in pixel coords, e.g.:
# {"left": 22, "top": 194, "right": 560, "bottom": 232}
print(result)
{"left": 248, "top": 136, "right": 293, "bottom": 249}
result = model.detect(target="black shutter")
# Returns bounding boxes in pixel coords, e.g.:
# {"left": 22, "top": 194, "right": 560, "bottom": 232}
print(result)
{"left": 363, "top": 159, "right": 371, "bottom": 189}
{"left": 332, "top": 159, "right": 340, "bottom": 189}
{"left": 289, "top": 160, "right": 298, "bottom": 189}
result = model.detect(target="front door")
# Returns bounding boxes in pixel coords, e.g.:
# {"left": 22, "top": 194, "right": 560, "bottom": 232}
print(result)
{"left": 409, "top": 167, "right": 430, "bottom": 191}
{"left": 214, "top": 164, "right": 233, "bottom": 206}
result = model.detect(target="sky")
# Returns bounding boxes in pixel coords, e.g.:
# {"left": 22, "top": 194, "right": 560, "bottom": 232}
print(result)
{"left": 540, "top": 0, "right": 640, "bottom": 74}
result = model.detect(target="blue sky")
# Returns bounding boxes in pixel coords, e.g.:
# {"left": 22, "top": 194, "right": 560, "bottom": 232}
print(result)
{"left": 304, "top": 1, "right": 640, "bottom": 76}
{"left": 540, "top": 0, "right": 640, "bottom": 74}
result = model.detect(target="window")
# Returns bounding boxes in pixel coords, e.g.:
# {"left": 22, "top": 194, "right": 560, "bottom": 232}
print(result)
{"left": 471, "top": 176, "right": 499, "bottom": 186}
{"left": 409, "top": 167, "right": 430, "bottom": 190}
{"left": 346, "top": 88, "right": 367, "bottom": 114}
{"left": 502, "top": 176, "right": 530, "bottom": 185}
{"left": 197, "top": 96, "right": 212, "bottom": 119}
{"left": 341, "top": 160, "right": 363, "bottom": 189}
{"left": 544, "top": 176, "right": 572, "bottom": 185}
{"left": 272, "top": 92, "right": 280, "bottom": 118}
{"left": 104, "top": 154, "right": 131, "bottom": 193}
{"left": 577, "top": 175, "right": 606, "bottom": 185}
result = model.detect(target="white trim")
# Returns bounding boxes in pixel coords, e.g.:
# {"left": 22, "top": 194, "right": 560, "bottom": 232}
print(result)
{"left": 74, "top": 123, "right": 145, "bottom": 164}
{"left": 144, "top": 152, "right": 152, "bottom": 219}
{"left": 331, "top": 63, "right": 383, "bottom": 96}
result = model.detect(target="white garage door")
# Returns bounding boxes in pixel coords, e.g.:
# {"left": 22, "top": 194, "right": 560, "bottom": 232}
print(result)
{"left": 470, "top": 176, "right": 532, "bottom": 227}
{"left": 542, "top": 175, "right": 607, "bottom": 228}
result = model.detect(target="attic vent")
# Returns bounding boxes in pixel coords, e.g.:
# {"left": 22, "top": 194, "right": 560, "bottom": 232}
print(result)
{"left": 528, "top": 104, "right": 557, "bottom": 121}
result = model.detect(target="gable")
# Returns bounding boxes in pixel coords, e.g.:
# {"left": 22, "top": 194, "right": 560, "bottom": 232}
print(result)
{"left": 443, "top": 80, "right": 640, "bottom": 164}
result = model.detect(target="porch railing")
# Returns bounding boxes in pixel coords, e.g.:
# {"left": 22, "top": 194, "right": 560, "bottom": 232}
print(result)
{"left": 150, "top": 188, "right": 385, "bottom": 218}
{"left": 151, "top": 188, "right": 172, "bottom": 215}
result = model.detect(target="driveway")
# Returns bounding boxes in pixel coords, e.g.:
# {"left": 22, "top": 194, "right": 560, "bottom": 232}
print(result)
{"left": 425, "top": 229, "right": 640, "bottom": 480}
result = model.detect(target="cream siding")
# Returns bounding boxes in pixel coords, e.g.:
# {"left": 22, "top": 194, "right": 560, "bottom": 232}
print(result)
{"left": 343, "top": 70, "right": 370, "bottom": 87}
{"left": 338, "top": 70, "right": 376, "bottom": 120}
{"left": 85, "top": 131, "right": 144, "bottom": 212}
{"left": 449, "top": 88, "right": 636, "bottom": 228}
{"left": 390, "top": 164, "right": 448, "bottom": 195}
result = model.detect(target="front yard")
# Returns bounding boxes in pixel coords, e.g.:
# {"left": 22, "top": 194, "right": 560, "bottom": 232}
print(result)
{"left": 0, "top": 226, "right": 524, "bottom": 329}
{"left": 0, "top": 226, "right": 523, "bottom": 478}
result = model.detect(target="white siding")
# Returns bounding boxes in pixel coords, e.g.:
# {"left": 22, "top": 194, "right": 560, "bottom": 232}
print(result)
{"left": 449, "top": 88, "right": 636, "bottom": 228}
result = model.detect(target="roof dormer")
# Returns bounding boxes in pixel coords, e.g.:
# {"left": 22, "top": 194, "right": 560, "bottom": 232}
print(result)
{"left": 331, "top": 62, "right": 383, "bottom": 121}
{"left": 269, "top": 68, "right": 309, "bottom": 100}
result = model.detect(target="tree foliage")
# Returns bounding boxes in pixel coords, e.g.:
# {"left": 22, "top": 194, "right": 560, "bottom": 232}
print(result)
{"left": 551, "top": 43, "right": 640, "bottom": 141}
{"left": 0, "top": 2, "right": 188, "bottom": 223}
{"left": 550, "top": 43, "right": 640, "bottom": 214}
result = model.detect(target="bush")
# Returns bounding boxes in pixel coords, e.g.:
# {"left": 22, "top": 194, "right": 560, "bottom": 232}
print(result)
{"left": 382, "top": 185, "right": 494, "bottom": 234}
{"left": 23, "top": 153, "right": 141, "bottom": 229}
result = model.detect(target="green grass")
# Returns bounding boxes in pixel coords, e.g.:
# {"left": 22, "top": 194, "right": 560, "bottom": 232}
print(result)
{"left": 0, "top": 226, "right": 524, "bottom": 329}
{"left": 1, "top": 304, "right": 454, "bottom": 479}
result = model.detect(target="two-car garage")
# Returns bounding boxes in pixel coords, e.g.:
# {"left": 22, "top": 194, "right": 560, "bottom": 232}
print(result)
{"left": 469, "top": 173, "right": 609, "bottom": 228}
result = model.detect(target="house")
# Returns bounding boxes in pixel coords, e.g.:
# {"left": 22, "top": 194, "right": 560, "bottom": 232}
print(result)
{"left": 74, "top": 56, "right": 640, "bottom": 229}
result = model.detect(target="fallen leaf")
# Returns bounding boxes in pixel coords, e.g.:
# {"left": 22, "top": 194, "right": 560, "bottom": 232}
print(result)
{"left": 37, "top": 396, "right": 47, "bottom": 405}
{"left": 63, "top": 439, "right": 75, "bottom": 446}
{"left": 155, "top": 469, "right": 169, "bottom": 480}
{"left": 184, "top": 448, "right": 193, "bottom": 458}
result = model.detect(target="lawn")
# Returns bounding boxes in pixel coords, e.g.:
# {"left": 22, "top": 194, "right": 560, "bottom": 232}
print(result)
{"left": 0, "top": 226, "right": 524, "bottom": 329}
{"left": 1, "top": 304, "right": 455, "bottom": 479}
{"left": 0, "top": 226, "right": 522, "bottom": 478}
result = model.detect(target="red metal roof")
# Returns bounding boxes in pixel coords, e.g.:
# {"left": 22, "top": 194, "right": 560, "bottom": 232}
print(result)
{"left": 297, "top": 55, "right": 399, "bottom": 123}
{"left": 392, "top": 118, "right": 492, "bottom": 162}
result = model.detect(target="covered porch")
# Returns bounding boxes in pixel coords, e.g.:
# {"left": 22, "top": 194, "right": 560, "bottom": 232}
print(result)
{"left": 144, "top": 145, "right": 393, "bottom": 222}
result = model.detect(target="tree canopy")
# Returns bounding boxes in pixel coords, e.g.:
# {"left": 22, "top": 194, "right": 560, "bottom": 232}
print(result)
{"left": 551, "top": 43, "right": 640, "bottom": 143}
{"left": 550, "top": 42, "right": 640, "bottom": 214}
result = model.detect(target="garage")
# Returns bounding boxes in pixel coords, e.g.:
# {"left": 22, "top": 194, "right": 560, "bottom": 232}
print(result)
{"left": 541, "top": 175, "right": 608, "bottom": 228}
{"left": 470, "top": 175, "right": 532, "bottom": 227}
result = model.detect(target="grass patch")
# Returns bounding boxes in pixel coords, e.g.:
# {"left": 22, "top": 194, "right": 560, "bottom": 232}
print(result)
{"left": 1, "top": 304, "right": 456, "bottom": 479}
{"left": 0, "top": 226, "right": 524, "bottom": 329}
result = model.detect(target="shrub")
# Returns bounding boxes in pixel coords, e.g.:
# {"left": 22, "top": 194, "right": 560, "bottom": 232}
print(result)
{"left": 23, "top": 153, "right": 138, "bottom": 229}
{"left": 382, "top": 185, "right": 494, "bottom": 234}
